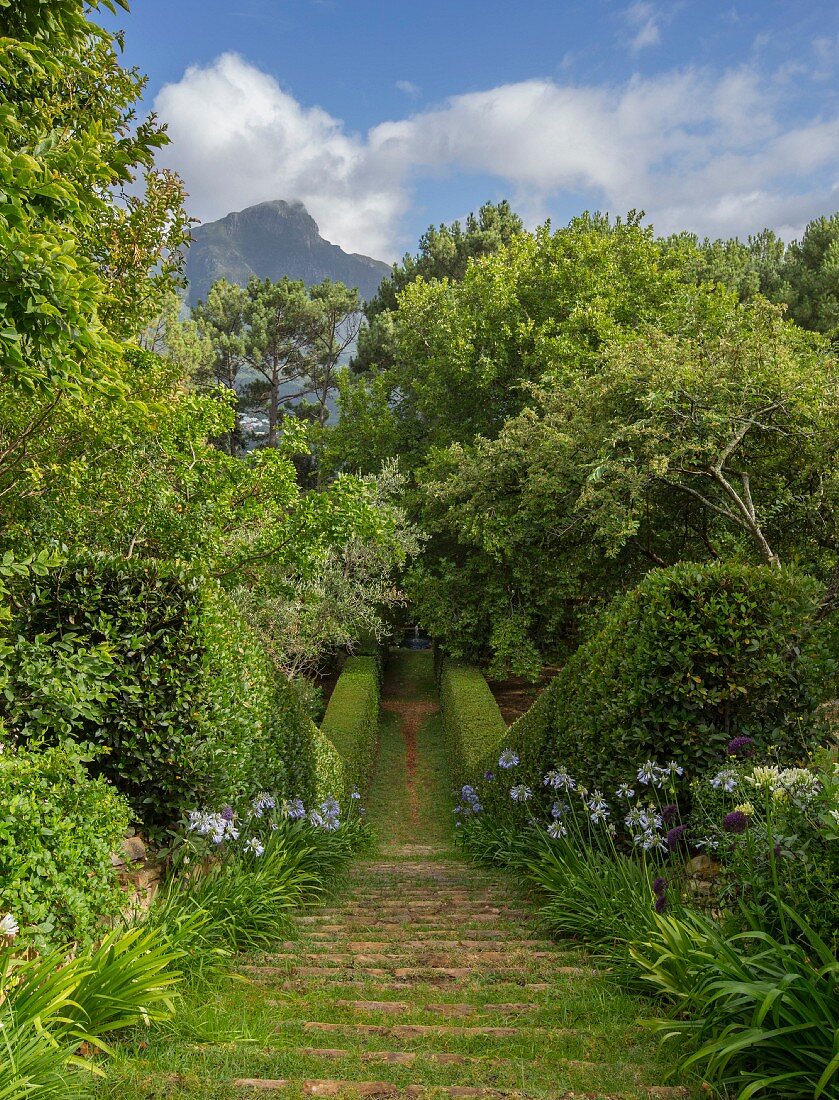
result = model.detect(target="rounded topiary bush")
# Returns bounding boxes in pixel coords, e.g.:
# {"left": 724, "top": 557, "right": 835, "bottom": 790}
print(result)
{"left": 2, "top": 554, "right": 317, "bottom": 832}
{"left": 482, "top": 561, "right": 829, "bottom": 804}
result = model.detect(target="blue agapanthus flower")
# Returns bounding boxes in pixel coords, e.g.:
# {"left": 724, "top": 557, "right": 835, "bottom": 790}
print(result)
{"left": 510, "top": 784, "right": 532, "bottom": 802}
{"left": 499, "top": 748, "right": 520, "bottom": 769}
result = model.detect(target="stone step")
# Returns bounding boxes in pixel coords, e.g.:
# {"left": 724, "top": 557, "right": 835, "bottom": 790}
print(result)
{"left": 303, "top": 930, "right": 540, "bottom": 943}
{"left": 233, "top": 1079, "right": 514, "bottom": 1097}
{"left": 265, "top": 951, "right": 560, "bottom": 966}
{"left": 332, "top": 1001, "right": 540, "bottom": 1017}
{"left": 301, "top": 1021, "right": 557, "bottom": 1040}
{"left": 297, "top": 914, "right": 527, "bottom": 926}
{"left": 288, "top": 939, "right": 555, "bottom": 952}
{"left": 276, "top": 980, "right": 553, "bottom": 993}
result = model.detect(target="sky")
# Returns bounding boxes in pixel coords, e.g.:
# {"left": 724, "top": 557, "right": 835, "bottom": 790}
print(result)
{"left": 100, "top": 0, "right": 839, "bottom": 261}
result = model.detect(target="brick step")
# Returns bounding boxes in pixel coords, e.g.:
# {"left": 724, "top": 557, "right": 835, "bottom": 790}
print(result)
{"left": 232, "top": 1079, "right": 513, "bottom": 1096}
{"left": 265, "top": 951, "right": 560, "bottom": 966}
{"left": 297, "top": 914, "right": 527, "bottom": 927}
{"left": 302, "top": 930, "right": 541, "bottom": 943}
{"left": 247, "top": 963, "right": 591, "bottom": 982}
{"left": 332, "top": 1001, "right": 541, "bottom": 1017}
{"left": 296, "top": 1047, "right": 689, "bottom": 1093}
{"left": 300, "top": 1021, "right": 557, "bottom": 1040}
{"left": 286, "top": 940, "right": 557, "bottom": 952}
{"left": 275, "top": 980, "right": 553, "bottom": 993}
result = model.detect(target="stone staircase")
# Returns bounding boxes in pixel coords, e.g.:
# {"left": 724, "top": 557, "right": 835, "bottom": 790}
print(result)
{"left": 228, "top": 850, "right": 693, "bottom": 1099}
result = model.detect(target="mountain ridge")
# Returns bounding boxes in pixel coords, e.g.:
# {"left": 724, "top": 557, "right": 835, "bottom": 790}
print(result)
{"left": 183, "top": 199, "right": 391, "bottom": 305}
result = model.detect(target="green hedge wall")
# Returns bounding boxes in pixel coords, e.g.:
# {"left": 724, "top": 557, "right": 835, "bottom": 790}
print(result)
{"left": 319, "top": 655, "right": 380, "bottom": 797}
{"left": 3, "top": 554, "right": 317, "bottom": 830}
{"left": 438, "top": 657, "right": 506, "bottom": 790}
{"left": 483, "top": 561, "right": 828, "bottom": 805}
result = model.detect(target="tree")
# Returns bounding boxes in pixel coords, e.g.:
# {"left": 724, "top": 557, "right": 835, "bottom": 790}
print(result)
{"left": 406, "top": 291, "right": 839, "bottom": 671}
{"left": 351, "top": 199, "right": 524, "bottom": 375}
{"left": 0, "top": 0, "right": 189, "bottom": 503}
{"left": 782, "top": 214, "right": 839, "bottom": 337}
{"left": 330, "top": 212, "right": 698, "bottom": 475}
{"left": 307, "top": 280, "right": 361, "bottom": 430}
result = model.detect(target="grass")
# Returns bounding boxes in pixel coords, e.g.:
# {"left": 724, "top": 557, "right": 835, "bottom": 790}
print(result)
{"left": 82, "top": 650, "right": 700, "bottom": 1099}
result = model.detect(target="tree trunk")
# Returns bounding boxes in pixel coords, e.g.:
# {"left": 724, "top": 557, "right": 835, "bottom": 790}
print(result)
{"left": 268, "top": 364, "right": 280, "bottom": 448}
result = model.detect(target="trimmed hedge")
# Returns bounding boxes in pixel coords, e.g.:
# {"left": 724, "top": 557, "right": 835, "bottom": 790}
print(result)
{"left": 482, "top": 561, "right": 828, "bottom": 802}
{"left": 438, "top": 658, "right": 506, "bottom": 789}
{"left": 3, "top": 554, "right": 317, "bottom": 830}
{"left": 319, "top": 655, "right": 380, "bottom": 797}
{"left": 311, "top": 724, "right": 346, "bottom": 802}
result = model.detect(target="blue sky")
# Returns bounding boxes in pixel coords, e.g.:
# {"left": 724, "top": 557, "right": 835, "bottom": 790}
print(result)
{"left": 101, "top": 1, "right": 839, "bottom": 260}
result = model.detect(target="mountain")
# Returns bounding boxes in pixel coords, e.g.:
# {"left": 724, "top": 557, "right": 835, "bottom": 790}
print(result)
{"left": 183, "top": 199, "right": 391, "bottom": 305}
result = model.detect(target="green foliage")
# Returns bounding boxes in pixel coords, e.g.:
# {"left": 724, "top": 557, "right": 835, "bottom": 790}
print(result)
{"left": 0, "top": 741, "right": 129, "bottom": 950}
{"left": 494, "top": 562, "right": 828, "bottom": 796}
{"left": 0, "top": 921, "right": 183, "bottom": 1095}
{"left": 319, "top": 656, "right": 380, "bottom": 797}
{"left": 3, "top": 554, "right": 317, "bottom": 829}
{"left": 312, "top": 726, "right": 346, "bottom": 802}
{"left": 631, "top": 907, "right": 839, "bottom": 1099}
{"left": 438, "top": 658, "right": 506, "bottom": 789}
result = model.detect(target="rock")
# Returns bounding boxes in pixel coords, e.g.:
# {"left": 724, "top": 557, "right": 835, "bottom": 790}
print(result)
{"left": 686, "top": 854, "right": 719, "bottom": 879}
{"left": 121, "top": 835, "right": 147, "bottom": 863}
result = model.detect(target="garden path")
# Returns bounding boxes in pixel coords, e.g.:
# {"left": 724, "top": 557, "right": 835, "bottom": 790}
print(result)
{"left": 231, "top": 651, "right": 696, "bottom": 1099}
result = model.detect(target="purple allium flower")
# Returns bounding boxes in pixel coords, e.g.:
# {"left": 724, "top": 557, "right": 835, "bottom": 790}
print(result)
{"left": 662, "top": 804, "right": 679, "bottom": 823}
{"left": 723, "top": 810, "right": 749, "bottom": 834}
{"left": 652, "top": 877, "right": 668, "bottom": 896}
{"left": 484, "top": 771, "right": 495, "bottom": 782}
{"left": 666, "top": 825, "right": 688, "bottom": 850}
{"left": 727, "top": 736, "right": 755, "bottom": 758}
{"left": 220, "top": 805, "right": 234, "bottom": 822}
{"left": 654, "top": 894, "right": 668, "bottom": 914}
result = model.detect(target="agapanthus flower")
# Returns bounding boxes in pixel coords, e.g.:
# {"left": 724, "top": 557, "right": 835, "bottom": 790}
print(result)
{"left": 320, "top": 797, "right": 340, "bottom": 820}
{"left": 727, "top": 736, "right": 755, "bottom": 758}
{"left": 551, "top": 801, "right": 569, "bottom": 819}
{"left": 499, "top": 749, "right": 520, "bottom": 769}
{"left": 746, "top": 765, "right": 782, "bottom": 790}
{"left": 643, "top": 832, "right": 667, "bottom": 852}
{"left": 587, "top": 792, "right": 610, "bottom": 824}
{"left": 244, "top": 837, "right": 265, "bottom": 856}
{"left": 547, "top": 821, "right": 568, "bottom": 839}
{"left": 734, "top": 802, "right": 755, "bottom": 817}
{"left": 285, "top": 798, "right": 306, "bottom": 820}
{"left": 543, "top": 768, "right": 576, "bottom": 791}
{"left": 666, "top": 825, "right": 688, "bottom": 850}
{"left": 615, "top": 783, "right": 635, "bottom": 800}
{"left": 484, "top": 771, "right": 495, "bottom": 782}
{"left": 251, "top": 794, "right": 275, "bottom": 818}
{"left": 351, "top": 788, "right": 361, "bottom": 800}
{"left": 510, "top": 784, "right": 532, "bottom": 803}
{"left": 723, "top": 810, "right": 749, "bottom": 834}
{"left": 637, "top": 761, "right": 658, "bottom": 786}
{"left": 0, "top": 913, "right": 19, "bottom": 938}
{"left": 307, "top": 810, "right": 325, "bottom": 828}
{"left": 666, "top": 761, "right": 684, "bottom": 778}
{"left": 625, "top": 806, "right": 646, "bottom": 829}
{"left": 711, "top": 769, "right": 738, "bottom": 793}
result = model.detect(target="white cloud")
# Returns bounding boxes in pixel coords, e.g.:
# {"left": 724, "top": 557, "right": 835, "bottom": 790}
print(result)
{"left": 154, "top": 52, "right": 839, "bottom": 259}
{"left": 625, "top": 2, "right": 661, "bottom": 53}
{"left": 395, "top": 80, "right": 421, "bottom": 98}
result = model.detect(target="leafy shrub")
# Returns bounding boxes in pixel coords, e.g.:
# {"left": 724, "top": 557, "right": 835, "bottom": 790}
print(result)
{"left": 0, "top": 924, "right": 184, "bottom": 1096}
{"left": 438, "top": 658, "right": 506, "bottom": 789}
{"left": 490, "top": 562, "right": 828, "bottom": 799}
{"left": 3, "top": 554, "right": 317, "bottom": 830}
{"left": 320, "top": 655, "right": 380, "bottom": 796}
{"left": 0, "top": 741, "right": 129, "bottom": 949}
{"left": 631, "top": 908, "right": 839, "bottom": 1099}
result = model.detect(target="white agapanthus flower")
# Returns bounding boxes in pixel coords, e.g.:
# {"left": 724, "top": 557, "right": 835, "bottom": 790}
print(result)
{"left": 0, "top": 914, "right": 19, "bottom": 938}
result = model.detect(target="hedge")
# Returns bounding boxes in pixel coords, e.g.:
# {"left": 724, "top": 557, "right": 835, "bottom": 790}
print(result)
{"left": 438, "top": 657, "right": 506, "bottom": 790}
{"left": 319, "top": 655, "right": 380, "bottom": 797}
{"left": 482, "top": 561, "right": 829, "bottom": 805}
{"left": 2, "top": 554, "right": 317, "bottom": 831}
